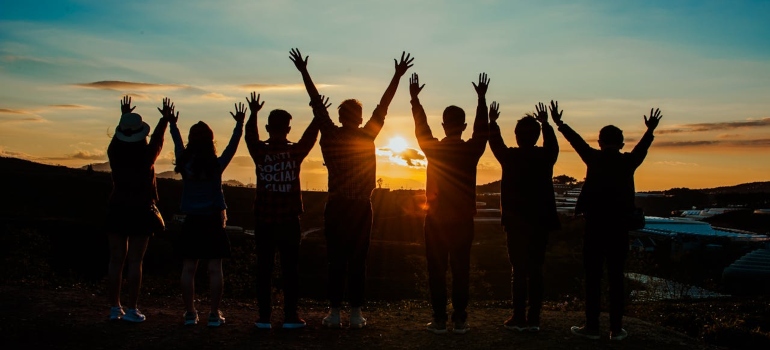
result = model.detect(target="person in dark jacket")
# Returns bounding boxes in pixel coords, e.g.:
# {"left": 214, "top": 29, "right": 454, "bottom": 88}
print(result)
{"left": 488, "top": 101, "right": 560, "bottom": 332}
{"left": 245, "top": 91, "right": 320, "bottom": 330}
{"left": 410, "top": 72, "right": 489, "bottom": 335}
{"left": 105, "top": 96, "right": 172, "bottom": 322}
{"left": 553, "top": 101, "right": 662, "bottom": 341}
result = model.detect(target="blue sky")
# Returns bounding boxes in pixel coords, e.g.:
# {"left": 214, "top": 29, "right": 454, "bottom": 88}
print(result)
{"left": 1, "top": 0, "right": 769, "bottom": 190}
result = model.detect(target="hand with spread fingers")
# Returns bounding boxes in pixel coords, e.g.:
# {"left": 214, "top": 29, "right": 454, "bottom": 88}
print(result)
{"left": 310, "top": 94, "right": 332, "bottom": 109}
{"left": 409, "top": 73, "right": 425, "bottom": 99}
{"left": 246, "top": 92, "right": 265, "bottom": 114}
{"left": 289, "top": 48, "right": 309, "bottom": 73}
{"left": 394, "top": 51, "right": 415, "bottom": 77}
{"left": 157, "top": 97, "right": 178, "bottom": 124}
{"left": 644, "top": 108, "right": 663, "bottom": 131}
{"left": 472, "top": 72, "right": 490, "bottom": 98}
{"left": 549, "top": 100, "right": 563, "bottom": 126}
{"left": 489, "top": 101, "right": 500, "bottom": 123}
{"left": 534, "top": 102, "right": 549, "bottom": 124}
{"left": 121, "top": 95, "right": 136, "bottom": 114}
{"left": 230, "top": 102, "right": 247, "bottom": 123}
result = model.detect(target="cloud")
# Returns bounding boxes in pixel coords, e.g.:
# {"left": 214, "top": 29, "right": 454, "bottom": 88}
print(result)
{"left": 238, "top": 83, "right": 336, "bottom": 92}
{"left": 654, "top": 161, "right": 699, "bottom": 167}
{"left": 658, "top": 117, "right": 770, "bottom": 134}
{"left": 47, "top": 104, "right": 93, "bottom": 109}
{"left": 0, "top": 108, "right": 44, "bottom": 122}
{"left": 70, "top": 150, "right": 106, "bottom": 160}
{"left": 73, "top": 80, "right": 190, "bottom": 91}
{"left": 377, "top": 147, "right": 426, "bottom": 167}
{"left": 654, "top": 139, "right": 770, "bottom": 148}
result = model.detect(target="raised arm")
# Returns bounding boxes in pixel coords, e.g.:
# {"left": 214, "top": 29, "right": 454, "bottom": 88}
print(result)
{"left": 535, "top": 102, "right": 559, "bottom": 164}
{"left": 244, "top": 92, "right": 266, "bottom": 160}
{"left": 469, "top": 73, "right": 490, "bottom": 153}
{"left": 165, "top": 101, "right": 185, "bottom": 162}
{"left": 152, "top": 97, "right": 181, "bottom": 159}
{"left": 487, "top": 101, "right": 508, "bottom": 164}
{"left": 295, "top": 115, "right": 321, "bottom": 161}
{"left": 362, "top": 52, "right": 415, "bottom": 138}
{"left": 408, "top": 73, "right": 437, "bottom": 150}
{"left": 290, "top": 48, "right": 323, "bottom": 106}
{"left": 219, "top": 102, "right": 246, "bottom": 170}
{"left": 629, "top": 108, "right": 662, "bottom": 167}
{"left": 551, "top": 100, "right": 593, "bottom": 162}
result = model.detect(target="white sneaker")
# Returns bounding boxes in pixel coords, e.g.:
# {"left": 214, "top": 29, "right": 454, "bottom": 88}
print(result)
{"left": 322, "top": 308, "right": 341, "bottom": 329}
{"left": 122, "top": 308, "right": 146, "bottom": 323}
{"left": 109, "top": 306, "right": 124, "bottom": 321}
{"left": 349, "top": 307, "right": 366, "bottom": 329}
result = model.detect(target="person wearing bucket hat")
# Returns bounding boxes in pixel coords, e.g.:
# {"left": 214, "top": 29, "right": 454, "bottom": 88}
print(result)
{"left": 170, "top": 101, "right": 246, "bottom": 327}
{"left": 105, "top": 95, "right": 175, "bottom": 323}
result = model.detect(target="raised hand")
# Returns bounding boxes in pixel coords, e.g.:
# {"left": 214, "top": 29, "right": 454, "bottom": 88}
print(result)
{"left": 644, "top": 108, "right": 663, "bottom": 130}
{"left": 472, "top": 72, "right": 490, "bottom": 97}
{"left": 549, "top": 100, "right": 563, "bottom": 126}
{"left": 289, "top": 48, "right": 309, "bottom": 72}
{"left": 120, "top": 95, "right": 136, "bottom": 114}
{"left": 409, "top": 73, "right": 425, "bottom": 99}
{"left": 489, "top": 101, "right": 500, "bottom": 123}
{"left": 534, "top": 102, "right": 549, "bottom": 124}
{"left": 246, "top": 92, "right": 265, "bottom": 113}
{"left": 310, "top": 94, "right": 332, "bottom": 109}
{"left": 394, "top": 51, "right": 415, "bottom": 77}
{"left": 157, "top": 97, "right": 178, "bottom": 124}
{"left": 230, "top": 102, "right": 247, "bottom": 123}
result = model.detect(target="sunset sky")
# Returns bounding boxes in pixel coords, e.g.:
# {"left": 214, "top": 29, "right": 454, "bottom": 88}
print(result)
{"left": 1, "top": 0, "right": 769, "bottom": 191}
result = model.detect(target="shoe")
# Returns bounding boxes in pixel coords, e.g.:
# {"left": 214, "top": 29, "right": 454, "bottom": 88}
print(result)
{"left": 528, "top": 326, "right": 541, "bottom": 332}
{"left": 184, "top": 311, "right": 199, "bottom": 326}
{"left": 426, "top": 320, "right": 448, "bottom": 334}
{"left": 207, "top": 310, "right": 225, "bottom": 327}
{"left": 283, "top": 316, "right": 307, "bottom": 329}
{"left": 255, "top": 317, "right": 272, "bottom": 329}
{"left": 109, "top": 306, "right": 124, "bottom": 321}
{"left": 122, "top": 308, "right": 146, "bottom": 323}
{"left": 322, "top": 308, "right": 341, "bottom": 329}
{"left": 503, "top": 316, "right": 527, "bottom": 332}
{"left": 570, "top": 325, "right": 600, "bottom": 340}
{"left": 610, "top": 328, "right": 628, "bottom": 341}
{"left": 453, "top": 321, "right": 470, "bottom": 334}
{"left": 349, "top": 307, "right": 366, "bottom": 329}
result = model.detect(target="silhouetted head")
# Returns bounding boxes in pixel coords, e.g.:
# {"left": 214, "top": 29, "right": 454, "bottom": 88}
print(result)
{"left": 338, "top": 99, "right": 363, "bottom": 128}
{"left": 441, "top": 105, "right": 467, "bottom": 138}
{"left": 598, "top": 125, "right": 624, "bottom": 151}
{"left": 515, "top": 115, "right": 541, "bottom": 147}
{"left": 188, "top": 121, "right": 214, "bottom": 144}
{"left": 175, "top": 121, "right": 218, "bottom": 179}
{"left": 115, "top": 113, "right": 150, "bottom": 143}
{"left": 266, "top": 109, "right": 292, "bottom": 139}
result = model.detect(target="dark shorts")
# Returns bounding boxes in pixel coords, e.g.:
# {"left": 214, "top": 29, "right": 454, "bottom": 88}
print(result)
{"left": 176, "top": 212, "right": 231, "bottom": 259}
{"left": 105, "top": 203, "right": 158, "bottom": 237}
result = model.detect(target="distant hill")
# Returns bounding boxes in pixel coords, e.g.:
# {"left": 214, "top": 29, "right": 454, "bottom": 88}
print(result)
{"left": 698, "top": 181, "right": 770, "bottom": 194}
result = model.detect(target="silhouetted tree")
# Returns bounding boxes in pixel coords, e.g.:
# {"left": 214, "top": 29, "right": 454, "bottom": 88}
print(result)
{"left": 553, "top": 174, "right": 577, "bottom": 185}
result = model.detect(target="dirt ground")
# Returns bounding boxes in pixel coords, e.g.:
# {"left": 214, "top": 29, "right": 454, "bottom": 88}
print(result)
{"left": 0, "top": 285, "right": 721, "bottom": 350}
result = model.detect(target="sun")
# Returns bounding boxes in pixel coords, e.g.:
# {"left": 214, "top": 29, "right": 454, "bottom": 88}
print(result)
{"left": 387, "top": 136, "right": 408, "bottom": 154}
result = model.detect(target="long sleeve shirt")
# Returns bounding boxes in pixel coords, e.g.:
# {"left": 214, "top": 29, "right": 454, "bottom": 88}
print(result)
{"left": 246, "top": 115, "right": 319, "bottom": 222}
{"left": 412, "top": 97, "right": 488, "bottom": 219}
{"left": 558, "top": 123, "right": 654, "bottom": 219}
{"left": 171, "top": 121, "right": 243, "bottom": 214}
{"left": 489, "top": 121, "right": 560, "bottom": 230}
{"left": 107, "top": 117, "right": 168, "bottom": 207}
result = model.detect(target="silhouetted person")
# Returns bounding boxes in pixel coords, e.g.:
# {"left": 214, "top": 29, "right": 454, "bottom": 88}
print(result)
{"left": 245, "top": 91, "right": 320, "bottom": 330}
{"left": 488, "top": 102, "right": 560, "bottom": 332}
{"left": 290, "top": 48, "right": 414, "bottom": 328}
{"left": 553, "top": 102, "right": 662, "bottom": 341}
{"left": 410, "top": 72, "right": 490, "bottom": 334}
{"left": 170, "top": 101, "right": 246, "bottom": 327}
{"left": 105, "top": 95, "right": 171, "bottom": 322}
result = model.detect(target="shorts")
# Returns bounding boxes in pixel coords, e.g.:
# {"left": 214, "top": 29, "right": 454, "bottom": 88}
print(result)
{"left": 176, "top": 211, "right": 231, "bottom": 259}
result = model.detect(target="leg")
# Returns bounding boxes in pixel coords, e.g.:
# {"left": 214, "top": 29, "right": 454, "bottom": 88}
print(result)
{"left": 125, "top": 235, "right": 150, "bottom": 309}
{"left": 425, "top": 216, "right": 449, "bottom": 322}
{"left": 181, "top": 259, "right": 199, "bottom": 313}
{"left": 527, "top": 229, "right": 549, "bottom": 326}
{"left": 583, "top": 235, "right": 604, "bottom": 331}
{"left": 348, "top": 202, "right": 372, "bottom": 308}
{"left": 107, "top": 234, "right": 128, "bottom": 307}
{"left": 324, "top": 200, "right": 347, "bottom": 308}
{"left": 277, "top": 219, "right": 302, "bottom": 318}
{"left": 255, "top": 221, "right": 277, "bottom": 320}
{"left": 449, "top": 219, "right": 474, "bottom": 324}
{"left": 506, "top": 227, "right": 529, "bottom": 325}
{"left": 607, "top": 232, "right": 629, "bottom": 333}
{"left": 208, "top": 259, "right": 224, "bottom": 314}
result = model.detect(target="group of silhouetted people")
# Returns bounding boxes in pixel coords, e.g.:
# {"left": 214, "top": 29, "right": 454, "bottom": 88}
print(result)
{"left": 105, "top": 48, "right": 662, "bottom": 341}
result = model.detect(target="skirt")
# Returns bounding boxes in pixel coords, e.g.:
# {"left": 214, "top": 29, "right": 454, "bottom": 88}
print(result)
{"left": 176, "top": 211, "right": 231, "bottom": 259}
{"left": 105, "top": 203, "right": 162, "bottom": 237}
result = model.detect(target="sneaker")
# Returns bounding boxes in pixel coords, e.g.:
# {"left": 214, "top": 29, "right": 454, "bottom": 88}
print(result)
{"left": 570, "top": 325, "right": 600, "bottom": 340}
{"left": 503, "top": 316, "right": 527, "bottom": 332}
{"left": 184, "top": 311, "right": 199, "bottom": 326}
{"left": 426, "top": 320, "right": 448, "bottom": 334}
{"left": 453, "top": 321, "right": 470, "bottom": 334}
{"left": 109, "top": 306, "right": 124, "bottom": 321}
{"left": 207, "top": 311, "right": 225, "bottom": 327}
{"left": 254, "top": 317, "right": 272, "bottom": 329}
{"left": 322, "top": 308, "right": 341, "bottom": 329}
{"left": 349, "top": 307, "right": 366, "bottom": 329}
{"left": 283, "top": 316, "right": 307, "bottom": 329}
{"left": 528, "top": 326, "right": 541, "bottom": 332}
{"left": 122, "top": 308, "right": 146, "bottom": 323}
{"left": 610, "top": 328, "right": 628, "bottom": 341}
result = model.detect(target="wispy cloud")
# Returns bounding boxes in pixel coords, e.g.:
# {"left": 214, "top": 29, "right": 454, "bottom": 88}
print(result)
{"left": 0, "top": 108, "right": 44, "bottom": 122}
{"left": 654, "top": 161, "right": 700, "bottom": 167}
{"left": 377, "top": 147, "right": 426, "bottom": 167}
{"left": 238, "top": 83, "right": 336, "bottom": 91}
{"left": 654, "top": 139, "right": 770, "bottom": 148}
{"left": 201, "top": 92, "right": 231, "bottom": 100}
{"left": 47, "top": 104, "right": 93, "bottom": 109}
{"left": 658, "top": 117, "right": 770, "bottom": 134}
{"left": 73, "top": 80, "right": 190, "bottom": 91}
